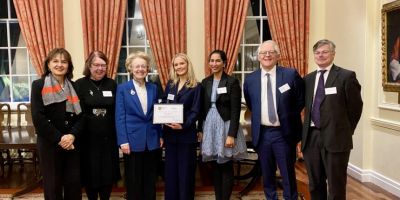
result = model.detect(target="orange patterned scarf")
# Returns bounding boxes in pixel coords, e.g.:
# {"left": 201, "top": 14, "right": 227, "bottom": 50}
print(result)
{"left": 41, "top": 74, "right": 82, "bottom": 115}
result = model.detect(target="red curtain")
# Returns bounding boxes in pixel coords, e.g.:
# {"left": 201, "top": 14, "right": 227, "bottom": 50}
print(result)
{"left": 140, "top": 0, "right": 186, "bottom": 89}
{"left": 80, "top": 0, "right": 127, "bottom": 79}
{"left": 264, "top": 0, "right": 310, "bottom": 76}
{"left": 13, "top": 0, "right": 65, "bottom": 76}
{"left": 204, "top": 0, "right": 249, "bottom": 75}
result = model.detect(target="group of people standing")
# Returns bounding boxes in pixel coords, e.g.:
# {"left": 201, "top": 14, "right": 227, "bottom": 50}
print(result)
{"left": 31, "top": 49, "right": 120, "bottom": 200}
{"left": 31, "top": 38, "right": 363, "bottom": 200}
{"left": 242, "top": 39, "right": 362, "bottom": 200}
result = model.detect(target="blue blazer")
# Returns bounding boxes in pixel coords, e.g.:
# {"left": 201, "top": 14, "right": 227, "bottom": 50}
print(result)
{"left": 243, "top": 66, "right": 305, "bottom": 147}
{"left": 115, "top": 80, "right": 162, "bottom": 152}
{"left": 163, "top": 80, "right": 201, "bottom": 144}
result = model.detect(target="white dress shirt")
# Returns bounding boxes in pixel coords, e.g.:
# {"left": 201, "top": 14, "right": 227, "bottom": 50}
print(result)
{"left": 133, "top": 79, "right": 148, "bottom": 115}
{"left": 261, "top": 66, "right": 280, "bottom": 126}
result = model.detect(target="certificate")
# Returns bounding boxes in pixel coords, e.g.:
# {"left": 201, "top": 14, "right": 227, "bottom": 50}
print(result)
{"left": 153, "top": 104, "right": 184, "bottom": 124}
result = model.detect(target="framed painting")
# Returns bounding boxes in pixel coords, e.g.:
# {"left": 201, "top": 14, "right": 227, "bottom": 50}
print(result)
{"left": 382, "top": 0, "right": 400, "bottom": 92}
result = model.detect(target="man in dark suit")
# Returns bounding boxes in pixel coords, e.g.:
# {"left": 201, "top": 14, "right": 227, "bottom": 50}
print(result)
{"left": 244, "top": 40, "right": 305, "bottom": 200}
{"left": 301, "top": 39, "right": 363, "bottom": 200}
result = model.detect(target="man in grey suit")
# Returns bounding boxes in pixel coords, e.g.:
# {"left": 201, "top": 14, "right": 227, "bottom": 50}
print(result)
{"left": 301, "top": 39, "right": 363, "bottom": 200}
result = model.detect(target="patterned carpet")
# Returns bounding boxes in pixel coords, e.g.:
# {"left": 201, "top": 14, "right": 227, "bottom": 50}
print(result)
{"left": 0, "top": 191, "right": 267, "bottom": 200}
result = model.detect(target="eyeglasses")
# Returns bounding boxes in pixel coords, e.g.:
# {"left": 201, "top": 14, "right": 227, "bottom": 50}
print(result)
{"left": 259, "top": 50, "right": 277, "bottom": 56}
{"left": 92, "top": 63, "right": 107, "bottom": 69}
{"left": 132, "top": 64, "right": 147, "bottom": 69}
{"left": 313, "top": 50, "right": 331, "bottom": 55}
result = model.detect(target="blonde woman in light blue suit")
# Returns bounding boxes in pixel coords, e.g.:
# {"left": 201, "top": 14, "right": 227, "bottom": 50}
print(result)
{"left": 115, "top": 52, "right": 163, "bottom": 200}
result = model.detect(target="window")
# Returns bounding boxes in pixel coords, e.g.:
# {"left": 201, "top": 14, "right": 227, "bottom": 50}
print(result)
{"left": 116, "top": 0, "right": 158, "bottom": 84}
{"left": 233, "top": 0, "right": 271, "bottom": 87}
{"left": 0, "top": 0, "right": 36, "bottom": 104}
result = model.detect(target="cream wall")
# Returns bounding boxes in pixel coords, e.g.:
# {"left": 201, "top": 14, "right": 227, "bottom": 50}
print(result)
{"left": 63, "top": 0, "right": 85, "bottom": 80}
{"left": 187, "top": 1, "right": 205, "bottom": 80}
{"left": 62, "top": 0, "right": 400, "bottom": 196}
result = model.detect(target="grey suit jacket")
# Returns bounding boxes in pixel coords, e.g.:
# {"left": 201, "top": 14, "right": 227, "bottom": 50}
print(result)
{"left": 301, "top": 64, "right": 363, "bottom": 152}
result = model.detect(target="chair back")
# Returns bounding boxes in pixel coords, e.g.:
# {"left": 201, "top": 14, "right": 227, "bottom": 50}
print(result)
{"left": 17, "top": 103, "right": 33, "bottom": 127}
{"left": 240, "top": 103, "right": 252, "bottom": 142}
{"left": 0, "top": 103, "right": 11, "bottom": 128}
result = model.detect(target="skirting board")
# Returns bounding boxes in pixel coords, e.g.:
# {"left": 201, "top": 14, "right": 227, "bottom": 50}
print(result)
{"left": 348, "top": 163, "right": 400, "bottom": 197}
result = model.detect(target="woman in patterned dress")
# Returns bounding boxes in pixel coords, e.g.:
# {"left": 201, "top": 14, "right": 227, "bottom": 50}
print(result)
{"left": 198, "top": 50, "right": 247, "bottom": 200}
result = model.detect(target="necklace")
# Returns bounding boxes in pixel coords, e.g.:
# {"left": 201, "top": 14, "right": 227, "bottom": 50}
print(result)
{"left": 89, "top": 78, "right": 103, "bottom": 91}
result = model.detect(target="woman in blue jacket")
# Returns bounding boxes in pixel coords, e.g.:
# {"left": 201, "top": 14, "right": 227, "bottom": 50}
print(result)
{"left": 115, "top": 52, "right": 163, "bottom": 200}
{"left": 163, "top": 53, "right": 201, "bottom": 200}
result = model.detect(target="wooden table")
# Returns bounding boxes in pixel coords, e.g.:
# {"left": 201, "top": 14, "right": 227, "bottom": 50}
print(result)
{"left": 0, "top": 126, "right": 41, "bottom": 197}
{"left": 1, "top": 126, "right": 36, "bottom": 149}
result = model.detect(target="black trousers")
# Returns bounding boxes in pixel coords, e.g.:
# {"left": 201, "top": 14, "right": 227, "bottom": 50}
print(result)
{"left": 85, "top": 185, "right": 113, "bottom": 200}
{"left": 212, "top": 161, "right": 234, "bottom": 200}
{"left": 303, "top": 128, "right": 350, "bottom": 200}
{"left": 37, "top": 138, "right": 81, "bottom": 200}
{"left": 123, "top": 149, "right": 159, "bottom": 200}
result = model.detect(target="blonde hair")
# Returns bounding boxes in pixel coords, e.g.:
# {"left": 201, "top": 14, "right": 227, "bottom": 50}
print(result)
{"left": 125, "top": 51, "right": 151, "bottom": 74}
{"left": 169, "top": 53, "right": 198, "bottom": 88}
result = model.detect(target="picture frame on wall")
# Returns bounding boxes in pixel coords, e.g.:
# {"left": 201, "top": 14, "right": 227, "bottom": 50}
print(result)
{"left": 382, "top": 0, "right": 400, "bottom": 92}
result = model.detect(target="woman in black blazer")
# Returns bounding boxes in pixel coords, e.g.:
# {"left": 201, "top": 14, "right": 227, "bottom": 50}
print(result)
{"left": 163, "top": 53, "right": 201, "bottom": 200}
{"left": 199, "top": 50, "right": 247, "bottom": 200}
{"left": 31, "top": 48, "right": 83, "bottom": 200}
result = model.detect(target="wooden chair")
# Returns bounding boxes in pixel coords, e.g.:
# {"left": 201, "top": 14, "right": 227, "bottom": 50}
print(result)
{"left": 15, "top": 103, "right": 37, "bottom": 171}
{"left": 234, "top": 103, "right": 261, "bottom": 196}
{"left": 0, "top": 103, "right": 11, "bottom": 176}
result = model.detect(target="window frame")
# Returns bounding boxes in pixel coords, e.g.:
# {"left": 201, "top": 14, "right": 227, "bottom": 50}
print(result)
{"left": 115, "top": 0, "right": 157, "bottom": 84}
{"left": 0, "top": 0, "right": 35, "bottom": 108}
{"left": 233, "top": 0, "right": 270, "bottom": 101}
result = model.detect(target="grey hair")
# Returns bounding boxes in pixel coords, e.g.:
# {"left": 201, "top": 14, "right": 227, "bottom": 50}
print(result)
{"left": 257, "top": 40, "right": 281, "bottom": 55}
{"left": 313, "top": 39, "right": 336, "bottom": 52}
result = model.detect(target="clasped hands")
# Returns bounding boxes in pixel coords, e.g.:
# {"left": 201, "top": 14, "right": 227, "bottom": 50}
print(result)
{"left": 58, "top": 134, "right": 75, "bottom": 150}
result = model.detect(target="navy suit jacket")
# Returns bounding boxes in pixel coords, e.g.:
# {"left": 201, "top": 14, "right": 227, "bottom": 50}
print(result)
{"left": 163, "top": 80, "right": 201, "bottom": 144}
{"left": 115, "top": 80, "right": 162, "bottom": 152}
{"left": 243, "top": 66, "right": 305, "bottom": 147}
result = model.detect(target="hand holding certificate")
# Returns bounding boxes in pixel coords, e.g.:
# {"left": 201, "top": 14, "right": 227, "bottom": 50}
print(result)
{"left": 153, "top": 104, "right": 184, "bottom": 124}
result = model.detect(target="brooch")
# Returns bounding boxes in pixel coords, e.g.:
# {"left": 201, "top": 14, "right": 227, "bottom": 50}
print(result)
{"left": 92, "top": 108, "right": 107, "bottom": 117}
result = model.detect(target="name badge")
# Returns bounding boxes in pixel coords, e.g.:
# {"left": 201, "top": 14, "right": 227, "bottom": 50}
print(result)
{"left": 102, "top": 91, "right": 112, "bottom": 97}
{"left": 167, "top": 94, "right": 175, "bottom": 101}
{"left": 217, "top": 87, "right": 227, "bottom": 94}
{"left": 325, "top": 87, "right": 337, "bottom": 95}
{"left": 278, "top": 83, "right": 291, "bottom": 93}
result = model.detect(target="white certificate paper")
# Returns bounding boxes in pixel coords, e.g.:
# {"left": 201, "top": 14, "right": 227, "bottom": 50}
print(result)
{"left": 153, "top": 104, "right": 184, "bottom": 124}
